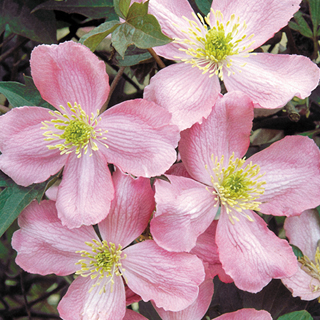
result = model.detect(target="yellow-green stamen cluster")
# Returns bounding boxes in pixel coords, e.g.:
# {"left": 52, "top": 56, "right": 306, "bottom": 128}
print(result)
{"left": 299, "top": 247, "right": 320, "bottom": 300}
{"left": 174, "top": 9, "right": 255, "bottom": 79}
{"left": 205, "top": 153, "right": 266, "bottom": 224}
{"left": 75, "top": 239, "right": 126, "bottom": 294}
{"left": 41, "top": 102, "right": 108, "bottom": 158}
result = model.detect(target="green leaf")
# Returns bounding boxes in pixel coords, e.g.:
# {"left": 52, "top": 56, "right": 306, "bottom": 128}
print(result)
{"left": 289, "top": 11, "right": 313, "bottom": 38}
{"left": 290, "top": 244, "right": 303, "bottom": 259}
{"left": 111, "top": 1, "right": 172, "bottom": 57}
{"left": 317, "top": 205, "right": 320, "bottom": 217}
{"left": 309, "top": 0, "right": 320, "bottom": 35}
{"left": 33, "top": 0, "right": 117, "bottom": 20}
{"left": 0, "top": 76, "right": 54, "bottom": 110}
{"left": 0, "top": 0, "right": 56, "bottom": 43}
{"left": 277, "top": 310, "right": 313, "bottom": 320}
{"left": 79, "top": 20, "right": 120, "bottom": 52}
{"left": 0, "top": 173, "right": 49, "bottom": 237}
{"left": 195, "top": 0, "right": 211, "bottom": 15}
{"left": 112, "top": 45, "right": 152, "bottom": 66}
{"left": 113, "top": 0, "right": 130, "bottom": 19}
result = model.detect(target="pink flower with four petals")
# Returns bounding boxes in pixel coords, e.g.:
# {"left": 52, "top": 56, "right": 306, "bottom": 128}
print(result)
{"left": 0, "top": 41, "right": 180, "bottom": 228}
{"left": 144, "top": 0, "right": 320, "bottom": 130}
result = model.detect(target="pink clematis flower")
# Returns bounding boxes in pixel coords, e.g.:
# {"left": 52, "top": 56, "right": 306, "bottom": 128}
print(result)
{"left": 213, "top": 308, "right": 272, "bottom": 320}
{"left": 282, "top": 209, "right": 320, "bottom": 301}
{"left": 12, "top": 170, "right": 205, "bottom": 320}
{"left": 144, "top": 0, "right": 320, "bottom": 130}
{"left": 0, "top": 41, "right": 180, "bottom": 228}
{"left": 150, "top": 91, "right": 320, "bottom": 292}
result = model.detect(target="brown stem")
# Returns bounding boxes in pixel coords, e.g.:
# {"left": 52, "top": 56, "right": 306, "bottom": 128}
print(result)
{"left": 100, "top": 66, "right": 126, "bottom": 113}
{"left": 20, "top": 272, "right": 32, "bottom": 320}
{"left": 148, "top": 48, "right": 166, "bottom": 69}
{"left": 0, "top": 38, "right": 29, "bottom": 63}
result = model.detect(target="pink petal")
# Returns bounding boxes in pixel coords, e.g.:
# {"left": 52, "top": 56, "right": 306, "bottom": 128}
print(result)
{"left": 144, "top": 63, "right": 220, "bottom": 131}
{"left": 0, "top": 107, "right": 67, "bottom": 186}
{"left": 165, "top": 162, "right": 192, "bottom": 178}
{"left": 122, "top": 240, "right": 205, "bottom": 311}
{"left": 12, "top": 200, "right": 99, "bottom": 276}
{"left": 214, "top": 308, "right": 272, "bottom": 320}
{"left": 282, "top": 266, "right": 320, "bottom": 301}
{"left": 151, "top": 175, "right": 218, "bottom": 252}
{"left": 153, "top": 278, "right": 214, "bottom": 320}
{"left": 224, "top": 53, "right": 320, "bottom": 109}
{"left": 98, "top": 169, "right": 155, "bottom": 248}
{"left": 216, "top": 208, "right": 298, "bottom": 293}
{"left": 31, "top": 41, "right": 109, "bottom": 114}
{"left": 191, "top": 221, "right": 232, "bottom": 282}
{"left": 149, "top": 0, "right": 205, "bottom": 60}
{"left": 124, "top": 309, "right": 148, "bottom": 320}
{"left": 179, "top": 92, "right": 253, "bottom": 185}
{"left": 284, "top": 209, "right": 320, "bottom": 258}
{"left": 58, "top": 275, "right": 126, "bottom": 320}
{"left": 56, "top": 151, "right": 114, "bottom": 228}
{"left": 210, "top": 0, "right": 301, "bottom": 49}
{"left": 125, "top": 286, "right": 141, "bottom": 305}
{"left": 249, "top": 136, "right": 320, "bottom": 217}
{"left": 98, "top": 99, "right": 179, "bottom": 177}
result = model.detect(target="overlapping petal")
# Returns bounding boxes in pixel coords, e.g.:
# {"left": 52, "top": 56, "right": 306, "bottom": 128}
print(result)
{"left": 0, "top": 107, "right": 67, "bottom": 186}
{"left": 249, "top": 136, "right": 320, "bottom": 217}
{"left": 213, "top": 308, "right": 272, "bottom": 320}
{"left": 191, "top": 221, "right": 233, "bottom": 282}
{"left": 98, "top": 169, "right": 155, "bottom": 248}
{"left": 151, "top": 175, "right": 218, "bottom": 252}
{"left": 123, "top": 309, "right": 147, "bottom": 320}
{"left": 12, "top": 200, "right": 98, "bottom": 276}
{"left": 153, "top": 278, "right": 214, "bottom": 320}
{"left": 224, "top": 53, "right": 320, "bottom": 109}
{"left": 58, "top": 276, "right": 126, "bottom": 320}
{"left": 98, "top": 99, "right": 180, "bottom": 177}
{"left": 30, "top": 41, "right": 109, "bottom": 114}
{"left": 56, "top": 151, "right": 114, "bottom": 228}
{"left": 179, "top": 92, "right": 253, "bottom": 184}
{"left": 144, "top": 63, "right": 220, "bottom": 131}
{"left": 122, "top": 240, "right": 205, "bottom": 311}
{"left": 216, "top": 208, "right": 298, "bottom": 292}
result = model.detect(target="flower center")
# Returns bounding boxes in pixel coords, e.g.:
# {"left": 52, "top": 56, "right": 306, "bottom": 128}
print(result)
{"left": 174, "top": 9, "right": 255, "bottom": 80}
{"left": 299, "top": 247, "right": 320, "bottom": 298}
{"left": 75, "top": 239, "right": 126, "bottom": 294}
{"left": 41, "top": 102, "right": 109, "bottom": 158}
{"left": 205, "top": 153, "right": 266, "bottom": 224}
{"left": 204, "top": 24, "right": 234, "bottom": 62}
{"left": 61, "top": 119, "right": 93, "bottom": 145}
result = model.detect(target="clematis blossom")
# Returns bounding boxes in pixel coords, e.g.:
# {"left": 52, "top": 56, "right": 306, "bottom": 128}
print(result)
{"left": 0, "top": 40, "right": 180, "bottom": 228}
{"left": 12, "top": 170, "right": 205, "bottom": 320}
{"left": 282, "top": 209, "right": 320, "bottom": 301}
{"left": 144, "top": 0, "right": 320, "bottom": 130}
{"left": 151, "top": 91, "right": 320, "bottom": 292}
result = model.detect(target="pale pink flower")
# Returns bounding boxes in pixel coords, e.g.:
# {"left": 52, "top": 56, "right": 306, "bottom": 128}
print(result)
{"left": 213, "top": 308, "right": 272, "bottom": 320}
{"left": 151, "top": 91, "right": 320, "bottom": 292}
{"left": 282, "top": 209, "right": 320, "bottom": 301}
{"left": 12, "top": 170, "right": 205, "bottom": 320}
{"left": 0, "top": 41, "right": 180, "bottom": 228}
{"left": 144, "top": 0, "right": 320, "bottom": 130}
